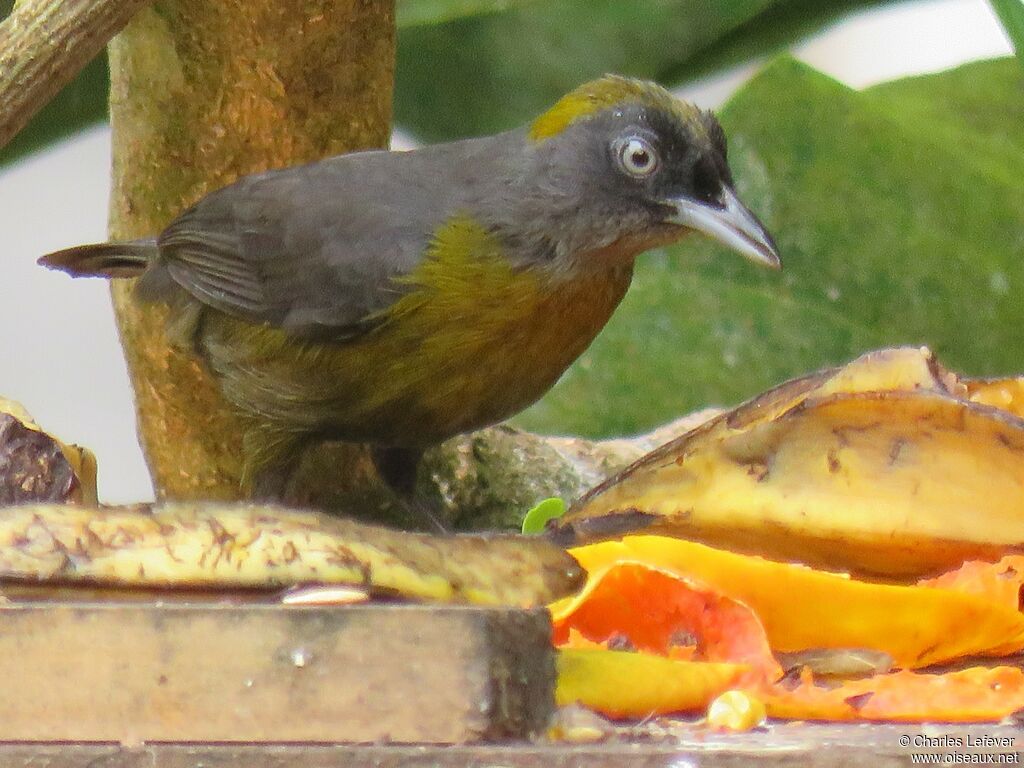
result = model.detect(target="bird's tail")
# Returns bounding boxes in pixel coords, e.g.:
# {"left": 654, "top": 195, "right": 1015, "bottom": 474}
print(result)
{"left": 38, "top": 238, "right": 157, "bottom": 278}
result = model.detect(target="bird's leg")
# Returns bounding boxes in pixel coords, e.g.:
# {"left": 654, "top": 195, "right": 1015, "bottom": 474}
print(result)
{"left": 370, "top": 445, "right": 448, "bottom": 534}
{"left": 242, "top": 427, "right": 309, "bottom": 503}
{"left": 249, "top": 462, "right": 299, "bottom": 502}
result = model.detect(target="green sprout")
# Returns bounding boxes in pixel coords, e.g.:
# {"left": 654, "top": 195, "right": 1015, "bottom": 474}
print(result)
{"left": 521, "top": 497, "right": 566, "bottom": 535}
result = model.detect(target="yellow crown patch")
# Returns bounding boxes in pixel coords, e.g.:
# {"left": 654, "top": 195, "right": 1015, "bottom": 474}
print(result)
{"left": 529, "top": 75, "right": 702, "bottom": 142}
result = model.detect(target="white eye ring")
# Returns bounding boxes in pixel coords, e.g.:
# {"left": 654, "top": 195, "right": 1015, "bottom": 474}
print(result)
{"left": 614, "top": 136, "right": 659, "bottom": 177}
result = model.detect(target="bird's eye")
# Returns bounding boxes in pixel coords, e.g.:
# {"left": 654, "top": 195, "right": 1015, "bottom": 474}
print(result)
{"left": 613, "top": 136, "right": 659, "bottom": 178}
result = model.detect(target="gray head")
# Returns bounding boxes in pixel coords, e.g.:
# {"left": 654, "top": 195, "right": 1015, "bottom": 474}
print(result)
{"left": 479, "top": 75, "right": 780, "bottom": 273}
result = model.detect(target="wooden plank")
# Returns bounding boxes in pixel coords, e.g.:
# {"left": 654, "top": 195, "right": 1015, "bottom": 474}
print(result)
{"left": 0, "top": 602, "right": 554, "bottom": 744}
{"left": 0, "top": 725, "right": 1020, "bottom": 768}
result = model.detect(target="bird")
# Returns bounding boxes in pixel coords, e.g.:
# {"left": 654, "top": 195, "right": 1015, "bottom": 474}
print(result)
{"left": 40, "top": 75, "right": 780, "bottom": 521}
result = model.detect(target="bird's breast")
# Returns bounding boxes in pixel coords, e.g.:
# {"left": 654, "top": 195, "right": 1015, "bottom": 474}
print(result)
{"left": 357, "top": 217, "right": 634, "bottom": 438}
{"left": 203, "top": 216, "right": 634, "bottom": 445}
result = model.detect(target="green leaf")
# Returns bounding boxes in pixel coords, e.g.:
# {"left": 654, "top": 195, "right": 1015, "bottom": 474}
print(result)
{"left": 396, "top": 0, "right": 777, "bottom": 141}
{"left": 397, "top": 0, "right": 541, "bottom": 28}
{"left": 522, "top": 497, "right": 567, "bottom": 535}
{"left": 394, "top": 0, "right": 886, "bottom": 141}
{"left": 659, "top": 0, "right": 890, "bottom": 85}
{"left": 989, "top": 0, "right": 1024, "bottom": 66}
{"left": 516, "top": 56, "right": 1024, "bottom": 438}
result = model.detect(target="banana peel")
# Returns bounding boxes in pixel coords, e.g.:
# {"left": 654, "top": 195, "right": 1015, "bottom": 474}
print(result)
{"left": 0, "top": 502, "right": 584, "bottom": 607}
{"left": 555, "top": 648, "right": 748, "bottom": 719}
{"left": 551, "top": 545, "right": 1024, "bottom": 723}
{"left": 553, "top": 347, "right": 1024, "bottom": 579}
{"left": 919, "top": 555, "right": 1024, "bottom": 613}
{"left": 559, "top": 538, "right": 1024, "bottom": 668}
{"left": 966, "top": 377, "right": 1024, "bottom": 419}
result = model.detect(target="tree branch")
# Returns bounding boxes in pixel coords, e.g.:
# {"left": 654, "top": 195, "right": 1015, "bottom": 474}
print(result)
{"left": 107, "top": 0, "right": 396, "bottom": 503}
{"left": 0, "top": 0, "right": 148, "bottom": 151}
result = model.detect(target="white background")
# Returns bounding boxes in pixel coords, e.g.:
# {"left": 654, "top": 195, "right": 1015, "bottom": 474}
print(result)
{"left": 0, "top": 0, "right": 1013, "bottom": 503}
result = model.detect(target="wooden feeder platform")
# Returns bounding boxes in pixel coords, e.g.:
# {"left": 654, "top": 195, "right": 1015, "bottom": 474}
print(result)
{"left": 0, "top": 598, "right": 1018, "bottom": 766}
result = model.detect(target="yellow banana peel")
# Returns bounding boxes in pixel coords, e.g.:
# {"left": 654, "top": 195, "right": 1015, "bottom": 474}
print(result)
{"left": 966, "top": 377, "right": 1024, "bottom": 418}
{"left": 555, "top": 647, "right": 747, "bottom": 718}
{"left": 0, "top": 502, "right": 584, "bottom": 607}
{"left": 554, "top": 347, "right": 1024, "bottom": 579}
{"left": 560, "top": 537, "right": 1024, "bottom": 668}
{"left": 556, "top": 644, "right": 1024, "bottom": 724}
{"left": 550, "top": 541, "right": 1024, "bottom": 724}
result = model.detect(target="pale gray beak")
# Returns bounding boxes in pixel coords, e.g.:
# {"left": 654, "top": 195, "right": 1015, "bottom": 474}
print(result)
{"left": 667, "top": 186, "right": 781, "bottom": 268}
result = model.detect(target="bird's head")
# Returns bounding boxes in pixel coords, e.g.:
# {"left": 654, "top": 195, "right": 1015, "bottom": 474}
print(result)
{"left": 502, "top": 75, "right": 780, "bottom": 271}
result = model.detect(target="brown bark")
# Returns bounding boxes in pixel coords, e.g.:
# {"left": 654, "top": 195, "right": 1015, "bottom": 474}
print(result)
{"left": 106, "top": 0, "right": 395, "bottom": 500}
{"left": 0, "top": 0, "right": 149, "bottom": 151}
